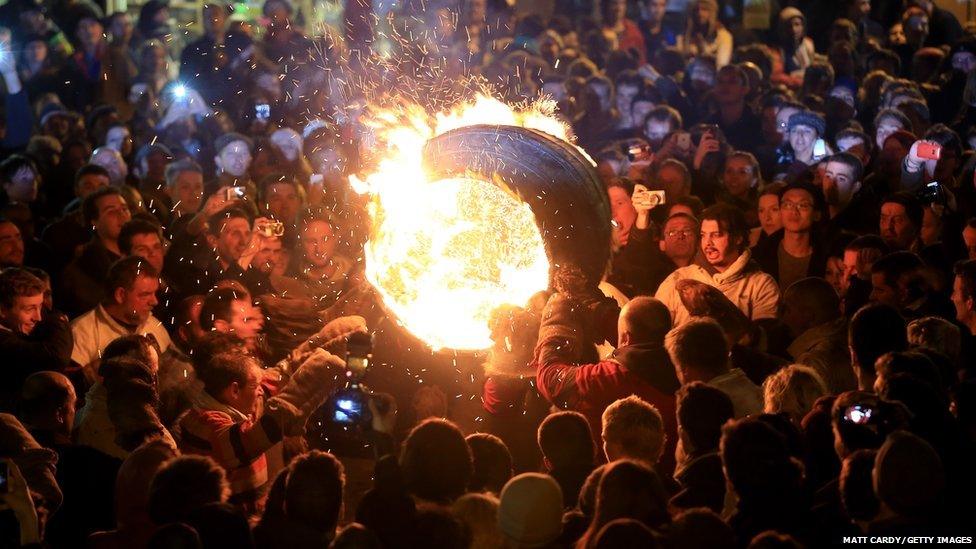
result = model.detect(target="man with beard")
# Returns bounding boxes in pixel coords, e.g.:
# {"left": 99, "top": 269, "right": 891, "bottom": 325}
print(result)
{"left": 656, "top": 203, "right": 780, "bottom": 326}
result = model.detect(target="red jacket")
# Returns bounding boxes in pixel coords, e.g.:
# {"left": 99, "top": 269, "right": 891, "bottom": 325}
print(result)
{"left": 536, "top": 340, "right": 680, "bottom": 475}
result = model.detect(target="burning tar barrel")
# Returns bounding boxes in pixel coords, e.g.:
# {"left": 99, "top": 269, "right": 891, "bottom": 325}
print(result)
{"left": 422, "top": 124, "right": 612, "bottom": 288}
{"left": 315, "top": 120, "right": 612, "bottom": 440}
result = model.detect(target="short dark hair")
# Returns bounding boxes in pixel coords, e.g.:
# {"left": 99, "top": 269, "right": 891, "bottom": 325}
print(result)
{"left": 845, "top": 234, "right": 889, "bottom": 255}
{"left": 207, "top": 207, "right": 251, "bottom": 237}
{"left": 189, "top": 332, "right": 247, "bottom": 370}
{"left": 19, "top": 371, "right": 74, "bottom": 423}
{"left": 849, "top": 303, "right": 907, "bottom": 372}
{"left": 119, "top": 219, "right": 163, "bottom": 255}
{"left": 104, "top": 255, "right": 159, "bottom": 296}
{"left": 164, "top": 158, "right": 202, "bottom": 189}
{"left": 825, "top": 152, "right": 863, "bottom": 183}
{"left": 199, "top": 286, "right": 248, "bottom": 331}
{"left": 285, "top": 450, "right": 345, "bottom": 534}
{"left": 881, "top": 191, "right": 924, "bottom": 231}
{"left": 82, "top": 186, "right": 124, "bottom": 227}
{"left": 643, "top": 105, "right": 682, "bottom": 129}
{"left": 465, "top": 433, "right": 513, "bottom": 494}
{"left": 720, "top": 418, "right": 802, "bottom": 502}
{"left": 149, "top": 455, "right": 228, "bottom": 524}
{"left": 0, "top": 268, "right": 45, "bottom": 309}
{"left": 835, "top": 128, "right": 873, "bottom": 152}
{"left": 538, "top": 411, "right": 596, "bottom": 469}
{"left": 74, "top": 163, "right": 111, "bottom": 189}
{"left": 699, "top": 203, "right": 749, "bottom": 252}
{"left": 676, "top": 382, "right": 734, "bottom": 453}
{"left": 196, "top": 351, "right": 259, "bottom": 396}
{"left": 400, "top": 418, "right": 472, "bottom": 504}
{"left": 665, "top": 317, "right": 730, "bottom": 376}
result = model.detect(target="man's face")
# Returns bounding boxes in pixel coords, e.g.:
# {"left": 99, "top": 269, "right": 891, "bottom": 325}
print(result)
{"left": 963, "top": 226, "right": 976, "bottom": 260}
{"left": 118, "top": 275, "right": 159, "bottom": 325}
{"left": 952, "top": 52, "right": 976, "bottom": 74}
{"left": 825, "top": 256, "right": 845, "bottom": 296}
{"left": 263, "top": 183, "right": 302, "bottom": 223}
{"left": 76, "top": 18, "right": 104, "bottom": 49}
{"left": 700, "top": 219, "right": 739, "bottom": 271}
{"left": 168, "top": 170, "right": 204, "bottom": 213}
{"left": 781, "top": 188, "right": 818, "bottom": 233}
{"left": 94, "top": 194, "right": 132, "bottom": 241}
{"left": 879, "top": 202, "right": 916, "bottom": 250}
{"left": 0, "top": 293, "right": 43, "bottom": 335}
{"left": 145, "top": 151, "right": 171, "bottom": 181}
{"left": 789, "top": 125, "right": 817, "bottom": 156}
{"left": 301, "top": 220, "right": 337, "bottom": 268}
{"left": 824, "top": 161, "right": 861, "bottom": 206}
{"left": 76, "top": 173, "right": 110, "bottom": 199}
{"left": 658, "top": 166, "right": 688, "bottom": 199}
{"left": 920, "top": 207, "right": 941, "bottom": 246}
{"left": 603, "top": 0, "right": 626, "bottom": 25}
{"left": 775, "top": 107, "right": 800, "bottom": 144}
{"left": 836, "top": 136, "right": 869, "bottom": 166}
{"left": 252, "top": 237, "right": 283, "bottom": 275}
{"left": 216, "top": 141, "right": 252, "bottom": 177}
{"left": 4, "top": 166, "right": 39, "bottom": 203}
{"left": 129, "top": 232, "right": 165, "bottom": 272}
{"left": 608, "top": 186, "right": 637, "bottom": 238}
{"left": 230, "top": 364, "right": 263, "bottom": 416}
{"left": 204, "top": 5, "right": 228, "bottom": 36}
{"left": 758, "top": 193, "right": 782, "bottom": 236}
{"left": 875, "top": 118, "right": 903, "bottom": 149}
{"left": 615, "top": 84, "right": 639, "bottom": 125}
{"left": 631, "top": 101, "right": 655, "bottom": 130}
{"left": 0, "top": 222, "right": 25, "bottom": 266}
{"left": 110, "top": 13, "right": 133, "bottom": 42}
{"left": 213, "top": 217, "right": 251, "bottom": 262}
{"left": 227, "top": 299, "right": 265, "bottom": 340}
{"left": 660, "top": 216, "right": 698, "bottom": 263}
{"left": 722, "top": 156, "right": 755, "bottom": 197}
{"left": 951, "top": 275, "right": 973, "bottom": 324}
{"left": 644, "top": 119, "right": 672, "bottom": 146}
{"left": 870, "top": 272, "right": 902, "bottom": 308}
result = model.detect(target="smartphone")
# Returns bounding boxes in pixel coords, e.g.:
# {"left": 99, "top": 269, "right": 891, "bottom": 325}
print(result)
{"left": 332, "top": 395, "right": 364, "bottom": 424}
{"left": 225, "top": 186, "right": 246, "bottom": 201}
{"left": 0, "top": 461, "right": 8, "bottom": 493}
{"left": 917, "top": 141, "right": 942, "bottom": 160}
{"left": 813, "top": 139, "right": 827, "bottom": 158}
{"left": 844, "top": 404, "right": 873, "bottom": 425}
{"left": 255, "top": 103, "right": 270, "bottom": 121}
{"left": 674, "top": 131, "right": 692, "bottom": 150}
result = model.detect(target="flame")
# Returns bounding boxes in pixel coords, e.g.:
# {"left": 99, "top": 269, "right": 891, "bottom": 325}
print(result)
{"left": 353, "top": 95, "right": 573, "bottom": 350}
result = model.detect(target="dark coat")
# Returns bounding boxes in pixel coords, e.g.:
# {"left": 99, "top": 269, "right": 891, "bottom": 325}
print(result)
{"left": 751, "top": 228, "right": 828, "bottom": 286}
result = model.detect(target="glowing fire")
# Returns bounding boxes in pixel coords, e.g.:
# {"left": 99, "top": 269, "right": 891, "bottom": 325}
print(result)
{"left": 352, "top": 95, "right": 574, "bottom": 350}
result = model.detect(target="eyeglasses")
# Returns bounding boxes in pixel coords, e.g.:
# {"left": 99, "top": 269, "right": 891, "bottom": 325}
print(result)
{"left": 781, "top": 201, "right": 814, "bottom": 212}
{"left": 665, "top": 229, "right": 696, "bottom": 239}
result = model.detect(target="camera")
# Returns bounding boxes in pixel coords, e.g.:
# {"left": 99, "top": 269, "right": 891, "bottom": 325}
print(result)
{"left": 257, "top": 220, "right": 285, "bottom": 238}
{"left": 322, "top": 331, "right": 374, "bottom": 426}
{"left": 917, "top": 181, "right": 946, "bottom": 207}
{"left": 917, "top": 141, "right": 941, "bottom": 160}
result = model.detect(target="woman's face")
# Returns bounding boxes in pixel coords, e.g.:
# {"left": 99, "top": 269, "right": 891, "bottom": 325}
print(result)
{"left": 825, "top": 256, "right": 845, "bottom": 295}
{"left": 723, "top": 156, "right": 756, "bottom": 198}
{"left": 758, "top": 193, "right": 782, "bottom": 235}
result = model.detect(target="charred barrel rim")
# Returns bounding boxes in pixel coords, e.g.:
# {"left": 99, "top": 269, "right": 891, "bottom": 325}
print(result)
{"left": 421, "top": 124, "right": 612, "bottom": 286}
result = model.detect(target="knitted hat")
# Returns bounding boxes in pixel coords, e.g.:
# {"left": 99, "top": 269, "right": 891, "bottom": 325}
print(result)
{"left": 214, "top": 132, "right": 254, "bottom": 155}
{"left": 787, "top": 110, "right": 826, "bottom": 136}
{"left": 498, "top": 473, "right": 564, "bottom": 547}
{"left": 873, "top": 431, "right": 944, "bottom": 516}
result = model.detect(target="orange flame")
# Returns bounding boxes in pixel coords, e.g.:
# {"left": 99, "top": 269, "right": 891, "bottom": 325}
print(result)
{"left": 352, "top": 95, "right": 573, "bottom": 350}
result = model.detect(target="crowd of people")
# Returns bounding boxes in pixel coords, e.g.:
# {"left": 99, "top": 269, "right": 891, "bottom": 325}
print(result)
{"left": 2, "top": 0, "right": 976, "bottom": 546}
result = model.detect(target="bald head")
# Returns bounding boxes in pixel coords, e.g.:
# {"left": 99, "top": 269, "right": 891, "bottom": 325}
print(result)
{"left": 618, "top": 296, "right": 672, "bottom": 347}
{"left": 20, "top": 371, "right": 76, "bottom": 432}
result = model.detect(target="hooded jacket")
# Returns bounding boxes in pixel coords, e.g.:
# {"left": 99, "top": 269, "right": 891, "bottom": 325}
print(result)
{"left": 655, "top": 249, "right": 781, "bottom": 326}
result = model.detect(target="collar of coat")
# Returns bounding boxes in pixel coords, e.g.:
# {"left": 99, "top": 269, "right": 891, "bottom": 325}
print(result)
{"left": 691, "top": 248, "right": 760, "bottom": 283}
{"left": 608, "top": 342, "right": 681, "bottom": 393}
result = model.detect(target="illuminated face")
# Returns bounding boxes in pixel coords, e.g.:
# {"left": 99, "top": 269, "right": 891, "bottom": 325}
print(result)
{"left": 722, "top": 156, "right": 756, "bottom": 197}
{"left": 758, "top": 194, "right": 782, "bottom": 236}
{"left": 4, "top": 166, "right": 39, "bottom": 203}
{"left": 168, "top": 170, "right": 204, "bottom": 214}
{"left": 615, "top": 84, "right": 639, "bottom": 126}
{"left": 263, "top": 182, "right": 302, "bottom": 223}
{"left": 94, "top": 194, "right": 132, "bottom": 241}
{"left": 118, "top": 275, "right": 160, "bottom": 325}
{"left": 105, "top": 126, "right": 132, "bottom": 156}
{"left": 252, "top": 237, "right": 284, "bottom": 275}
{"left": 780, "top": 188, "right": 818, "bottom": 233}
{"left": 213, "top": 216, "right": 251, "bottom": 263}
{"left": 660, "top": 216, "right": 698, "bottom": 264}
{"left": 216, "top": 140, "right": 252, "bottom": 177}
{"left": 875, "top": 117, "right": 904, "bottom": 149}
{"left": 0, "top": 293, "right": 43, "bottom": 335}
{"left": 775, "top": 107, "right": 800, "bottom": 144}
{"left": 226, "top": 299, "right": 265, "bottom": 340}
{"left": 879, "top": 202, "right": 916, "bottom": 250}
{"left": 301, "top": 220, "right": 337, "bottom": 268}
{"left": 963, "top": 225, "right": 976, "bottom": 260}
{"left": 608, "top": 186, "right": 637, "bottom": 238}
{"left": 700, "top": 219, "right": 740, "bottom": 271}
{"left": 644, "top": 119, "right": 672, "bottom": 146}
{"left": 789, "top": 124, "right": 817, "bottom": 157}
{"left": 129, "top": 232, "right": 165, "bottom": 272}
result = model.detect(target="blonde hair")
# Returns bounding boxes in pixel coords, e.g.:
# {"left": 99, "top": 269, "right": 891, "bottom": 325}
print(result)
{"left": 763, "top": 364, "right": 828, "bottom": 423}
{"left": 452, "top": 493, "right": 504, "bottom": 549}
{"left": 601, "top": 396, "right": 666, "bottom": 465}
